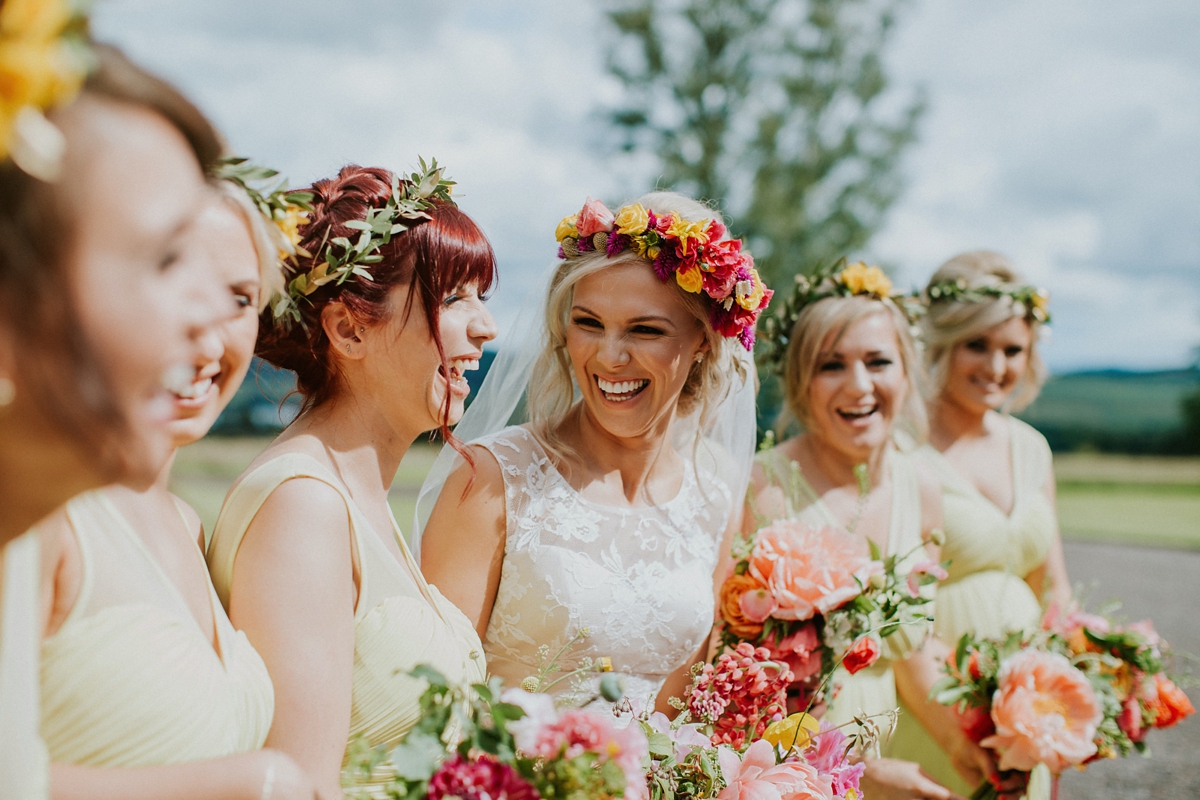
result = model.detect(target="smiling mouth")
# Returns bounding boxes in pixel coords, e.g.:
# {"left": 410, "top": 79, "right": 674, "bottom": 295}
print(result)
{"left": 596, "top": 376, "right": 649, "bottom": 403}
{"left": 837, "top": 404, "right": 878, "bottom": 422}
{"left": 439, "top": 357, "right": 480, "bottom": 392}
{"left": 164, "top": 365, "right": 220, "bottom": 405}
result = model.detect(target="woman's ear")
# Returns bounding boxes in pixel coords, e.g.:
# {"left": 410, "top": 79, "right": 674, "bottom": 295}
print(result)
{"left": 321, "top": 302, "right": 365, "bottom": 361}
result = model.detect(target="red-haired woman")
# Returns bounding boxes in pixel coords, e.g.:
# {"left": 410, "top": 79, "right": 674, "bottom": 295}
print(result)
{"left": 207, "top": 164, "right": 498, "bottom": 799}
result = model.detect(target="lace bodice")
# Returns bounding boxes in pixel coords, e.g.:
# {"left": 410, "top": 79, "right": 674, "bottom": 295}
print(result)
{"left": 476, "top": 426, "right": 732, "bottom": 709}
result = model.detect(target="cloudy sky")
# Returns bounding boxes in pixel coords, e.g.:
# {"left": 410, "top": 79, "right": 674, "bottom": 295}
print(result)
{"left": 93, "top": 0, "right": 1200, "bottom": 371}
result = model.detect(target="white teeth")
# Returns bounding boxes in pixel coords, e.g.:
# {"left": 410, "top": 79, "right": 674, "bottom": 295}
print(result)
{"left": 162, "top": 363, "right": 195, "bottom": 395}
{"left": 174, "top": 377, "right": 213, "bottom": 400}
{"left": 449, "top": 358, "right": 479, "bottom": 377}
{"left": 839, "top": 405, "right": 876, "bottom": 417}
{"left": 597, "top": 378, "right": 648, "bottom": 397}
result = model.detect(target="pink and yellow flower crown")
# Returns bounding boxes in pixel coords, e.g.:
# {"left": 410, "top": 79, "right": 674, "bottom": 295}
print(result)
{"left": 555, "top": 198, "right": 773, "bottom": 350}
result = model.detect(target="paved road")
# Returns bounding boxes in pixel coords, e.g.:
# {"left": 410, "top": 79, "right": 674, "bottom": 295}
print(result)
{"left": 1057, "top": 541, "right": 1200, "bottom": 800}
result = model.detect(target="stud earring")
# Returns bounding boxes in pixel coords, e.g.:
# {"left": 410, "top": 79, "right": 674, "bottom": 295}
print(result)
{"left": 345, "top": 343, "right": 351, "bottom": 354}
{"left": 0, "top": 376, "right": 13, "bottom": 407}
{"left": 693, "top": 352, "right": 704, "bottom": 364}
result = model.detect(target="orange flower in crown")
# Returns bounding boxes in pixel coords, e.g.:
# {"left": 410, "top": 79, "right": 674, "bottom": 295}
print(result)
{"left": 555, "top": 198, "right": 773, "bottom": 350}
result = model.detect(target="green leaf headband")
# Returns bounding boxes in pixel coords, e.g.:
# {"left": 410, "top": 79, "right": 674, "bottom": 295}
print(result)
{"left": 268, "top": 156, "right": 455, "bottom": 327}
{"left": 923, "top": 279, "right": 1051, "bottom": 324}
{"left": 756, "top": 257, "right": 921, "bottom": 377}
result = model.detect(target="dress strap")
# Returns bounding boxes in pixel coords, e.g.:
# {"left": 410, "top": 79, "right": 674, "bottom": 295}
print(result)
{"left": 887, "top": 451, "right": 924, "bottom": 558}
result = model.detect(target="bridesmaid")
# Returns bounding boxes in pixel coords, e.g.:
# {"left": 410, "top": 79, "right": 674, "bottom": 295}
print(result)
{"left": 747, "top": 261, "right": 992, "bottom": 800}
{"left": 207, "top": 164, "right": 497, "bottom": 798}
{"left": 36, "top": 179, "right": 315, "bottom": 799}
{"left": 888, "top": 251, "right": 1070, "bottom": 794}
{"left": 0, "top": 40, "right": 235, "bottom": 799}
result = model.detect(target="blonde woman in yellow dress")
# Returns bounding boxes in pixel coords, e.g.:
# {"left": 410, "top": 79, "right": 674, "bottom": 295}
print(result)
{"left": 0, "top": 33, "right": 241, "bottom": 800}
{"left": 749, "top": 262, "right": 995, "bottom": 800}
{"left": 888, "top": 251, "right": 1071, "bottom": 794}
{"left": 208, "top": 163, "right": 497, "bottom": 799}
{"left": 34, "top": 178, "right": 317, "bottom": 799}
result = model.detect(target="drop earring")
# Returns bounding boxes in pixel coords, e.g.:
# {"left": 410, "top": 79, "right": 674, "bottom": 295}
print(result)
{"left": 0, "top": 376, "right": 13, "bottom": 407}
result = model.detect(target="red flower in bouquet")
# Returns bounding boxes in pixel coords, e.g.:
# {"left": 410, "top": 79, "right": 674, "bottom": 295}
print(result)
{"left": 428, "top": 756, "right": 540, "bottom": 800}
{"left": 979, "top": 649, "right": 1103, "bottom": 773}
{"left": 688, "top": 643, "right": 792, "bottom": 748}
{"left": 764, "top": 623, "right": 822, "bottom": 682}
{"left": 1147, "top": 673, "right": 1195, "bottom": 729}
{"left": 841, "top": 635, "right": 881, "bottom": 676}
{"left": 958, "top": 704, "right": 996, "bottom": 744}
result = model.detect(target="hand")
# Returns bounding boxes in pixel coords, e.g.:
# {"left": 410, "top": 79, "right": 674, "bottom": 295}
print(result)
{"left": 946, "top": 738, "right": 1024, "bottom": 800}
{"left": 256, "top": 749, "right": 321, "bottom": 800}
{"left": 860, "top": 758, "right": 966, "bottom": 800}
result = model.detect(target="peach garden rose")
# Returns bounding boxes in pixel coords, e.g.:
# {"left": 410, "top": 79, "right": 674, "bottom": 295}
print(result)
{"left": 748, "top": 519, "right": 873, "bottom": 622}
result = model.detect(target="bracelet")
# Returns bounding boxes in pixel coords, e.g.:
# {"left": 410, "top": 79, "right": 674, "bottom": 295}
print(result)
{"left": 260, "top": 761, "right": 276, "bottom": 800}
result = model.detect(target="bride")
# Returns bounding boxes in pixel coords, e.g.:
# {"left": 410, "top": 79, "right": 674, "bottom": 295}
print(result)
{"left": 419, "top": 192, "right": 770, "bottom": 712}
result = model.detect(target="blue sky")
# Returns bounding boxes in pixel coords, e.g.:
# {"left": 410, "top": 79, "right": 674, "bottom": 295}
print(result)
{"left": 93, "top": 0, "right": 1200, "bottom": 372}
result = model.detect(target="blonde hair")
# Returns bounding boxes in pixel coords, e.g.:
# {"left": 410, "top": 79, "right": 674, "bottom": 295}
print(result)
{"left": 213, "top": 179, "right": 284, "bottom": 312}
{"left": 527, "top": 191, "right": 745, "bottom": 465}
{"left": 922, "top": 250, "right": 1047, "bottom": 412}
{"left": 781, "top": 294, "right": 927, "bottom": 443}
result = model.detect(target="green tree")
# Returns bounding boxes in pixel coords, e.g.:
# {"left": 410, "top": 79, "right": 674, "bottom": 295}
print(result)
{"left": 606, "top": 0, "right": 924, "bottom": 289}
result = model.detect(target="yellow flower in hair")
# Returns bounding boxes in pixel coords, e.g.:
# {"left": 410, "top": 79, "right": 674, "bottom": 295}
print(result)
{"left": 614, "top": 202, "right": 649, "bottom": 236}
{"left": 276, "top": 205, "right": 310, "bottom": 251}
{"left": 1031, "top": 288, "right": 1050, "bottom": 314}
{"left": 666, "top": 214, "right": 710, "bottom": 255}
{"left": 838, "top": 261, "right": 892, "bottom": 297}
{"left": 555, "top": 214, "right": 578, "bottom": 243}
{"left": 676, "top": 263, "right": 703, "bottom": 294}
{"left": 735, "top": 268, "right": 767, "bottom": 310}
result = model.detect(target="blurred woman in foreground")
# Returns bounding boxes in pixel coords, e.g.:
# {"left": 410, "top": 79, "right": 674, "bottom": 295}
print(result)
{"left": 888, "top": 251, "right": 1069, "bottom": 795}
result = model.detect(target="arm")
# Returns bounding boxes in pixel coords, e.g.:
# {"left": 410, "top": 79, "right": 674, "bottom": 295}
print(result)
{"left": 51, "top": 750, "right": 313, "bottom": 800}
{"left": 420, "top": 447, "right": 507, "bottom": 639}
{"left": 1023, "top": 476, "right": 1072, "bottom": 613}
{"left": 228, "top": 479, "right": 357, "bottom": 800}
{"left": 655, "top": 637, "right": 707, "bottom": 716}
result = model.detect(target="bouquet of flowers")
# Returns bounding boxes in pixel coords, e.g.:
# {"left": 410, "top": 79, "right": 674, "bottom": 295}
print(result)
{"left": 931, "top": 606, "right": 1195, "bottom": 800}
{"left": 634, "top": 643, "right": 881, "bottom": 800}
{"left": 347, "top": 665, "right": 649, "bottom": 800}
{"left": 718, "top": 516, "right": 944, "bottom": 711}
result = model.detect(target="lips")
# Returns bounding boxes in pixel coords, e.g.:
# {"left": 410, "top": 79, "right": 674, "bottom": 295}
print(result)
{"left": 439, "top": 355, "right": 480, "bottom": 397}
{"left": 595, "top": 375, "right": 649, "bottom": 403}
{"left": 836, "top": 403, "right": 879, "bottom": 423}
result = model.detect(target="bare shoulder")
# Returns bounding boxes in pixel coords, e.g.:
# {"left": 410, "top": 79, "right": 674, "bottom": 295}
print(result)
{"left": 440, "top": 444, "right": 505, "bottom": 509}
{"left": 423, "top": 445, "right": 505, "bottom": 563}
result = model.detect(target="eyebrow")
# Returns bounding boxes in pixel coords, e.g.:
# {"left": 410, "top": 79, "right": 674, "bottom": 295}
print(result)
{"left": 571, "top": 304, "right": 676, "bottom": 326}
{"left": 819, "top": 349, "right": 893, "bottom": 359}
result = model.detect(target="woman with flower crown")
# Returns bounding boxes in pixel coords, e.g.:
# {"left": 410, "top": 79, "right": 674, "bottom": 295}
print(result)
{"left": 0, "top": 20, "right": 243, "bottom": 799}
{"left": 748, "top": 262, "right": 1000, "bottom": 800}
{"left": 418, "top": 192, "right": 767, "bottom": 714}
{"left": 207, "top": 162, "right": 498, "bottom": 799}
{"left": 34, "top": 175, "right": 317, "bottom": 800}
{"left": 887, "top": 251, "right": 1070, "bottom": 795}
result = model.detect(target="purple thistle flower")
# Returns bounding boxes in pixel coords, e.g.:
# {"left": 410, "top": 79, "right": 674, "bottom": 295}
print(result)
{"left": 738, "top": 326, "right": 755, "bottom": 350}
{"left": 577, "top": 235, "right": 595, "bottom": 253}
{"left": 654, "top": 248, "right": 680, "bottom": 281}
{"left": 607, "top": 232, "right": 631, "bottom": 257}
{"left": 556, "top": 245, "right": 565, "bottom": 260}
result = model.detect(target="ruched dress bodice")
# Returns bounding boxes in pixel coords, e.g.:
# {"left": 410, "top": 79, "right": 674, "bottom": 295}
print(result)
{"left": 39, "top": 491, "right": 273, "bottom": 768}
{"left": 890, "top": 416, "right": 1057, "bottom": 792}
{"left": 1, "top": 531, "right": 49, "bottom": 799}
{"left": 207, "top": 453, "right": 486, "bottom": 797}
{"left": 751, "top": 447, "right": 931, "bottom": 728}
{"left": 475, "top": 426, "right": 731, "bottom": 711}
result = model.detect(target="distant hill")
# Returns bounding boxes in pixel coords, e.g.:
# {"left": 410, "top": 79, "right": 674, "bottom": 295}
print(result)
{"left": 214, "top": 358, "right": 1198, "bottom": 454}
{"left": 1017, "top": 368, "right": 1198, "bottom": 453}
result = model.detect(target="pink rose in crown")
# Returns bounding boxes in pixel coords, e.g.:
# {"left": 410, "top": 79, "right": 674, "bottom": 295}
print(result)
{"left": 980, "top": 649, "right": 1102, "bottom": 773}
{"left": 749, "top": 519, "right": 874, "bottom": 622}
{"left": 576, "top": 197, "right": 615, "bottom": 238}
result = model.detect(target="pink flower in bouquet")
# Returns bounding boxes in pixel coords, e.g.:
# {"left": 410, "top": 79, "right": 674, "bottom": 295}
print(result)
{"left": 428, "top": 755, "right": 540, "bottom": 800}
{"left": 717, "top": 739, "right": 833, "bottom": 800}
{"left": 804, "top": 724, "right": 865, "bottom": 799}
{"left": 841, "top": 635, "right": 881, "bottom": 676}
{"left": 577, "top": 197, "right": 615, "bottom": 237}
{"left": 689, "top": 643, "right": 792, "bottom": 748}
{"left": 1117, "top": 693, "right": 1145, "bottom": 743}
{"left": 764, "top": 623, "right": 822, "bottom": 682}
{"left": 979, "top": 649, "right": 1103, "bottom": 773}
{"left": 749, "top": 520, "right": 873, "bottom": 622}
{"left": 647, "top": 711, "right": 711, "bottom": 761}
{"left": 905, "top": 560, "right": 948, "bottom": 598}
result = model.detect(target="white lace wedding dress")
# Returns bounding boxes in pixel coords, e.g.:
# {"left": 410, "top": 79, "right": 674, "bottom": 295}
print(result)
{"left": 474, "top": 426, "right": 732, "bottom": 710}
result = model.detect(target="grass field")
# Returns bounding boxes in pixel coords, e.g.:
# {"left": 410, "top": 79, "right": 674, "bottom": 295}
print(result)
{"left": 171, "top": 437, "right": 1200, "bottom": 550}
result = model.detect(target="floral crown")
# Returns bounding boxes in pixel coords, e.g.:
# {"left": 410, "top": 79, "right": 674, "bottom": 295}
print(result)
{"left": 266, "top": 157, "right": 455, "bottom": 327}
{"left": 924, "top": 278, "right": 1051, "bottom": 324}
{"left": 0, "top": 0, "right": 94, "bottom": 181}
{"left": 756, "top": 258, "right": 919, "bottom": 377}
{"left": 555, "top": 198, "right": 772, "bottom": 350}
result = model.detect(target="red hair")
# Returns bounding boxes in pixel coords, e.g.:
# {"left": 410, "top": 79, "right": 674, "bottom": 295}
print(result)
{"left": 256, "top": 164, "right": 497, "bottom": 454}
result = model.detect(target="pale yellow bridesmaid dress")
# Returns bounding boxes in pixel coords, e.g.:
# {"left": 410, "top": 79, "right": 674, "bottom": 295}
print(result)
{"left": 207, "top": 453, "right": 486, "bottom": 798}
{"left": 1, "top": 531, "right": 49, "bottom": 799}
{"left": 752, "top": 447, "right": 932, "bottom": 729}
{"left": 39, "top": 491, "right": 273, "bottom": 767}
{"left": 888, "top": 416, "right": 1056, "bottom": 793}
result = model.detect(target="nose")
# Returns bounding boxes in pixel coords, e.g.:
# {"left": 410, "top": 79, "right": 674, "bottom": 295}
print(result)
{"left": 468, "top": 302, "right": 498, "bottom": 344}
{"left": 988, "top": 349, "right": 1006, "bottom": 379}
{"left": 192, "top": 320, "right": 224, "bottom": 367}
{"left": 596, "top": 330, "right": 630, "bottom": 370}
{"left": 849, "top": 360, "right": 873, "bottom": 395}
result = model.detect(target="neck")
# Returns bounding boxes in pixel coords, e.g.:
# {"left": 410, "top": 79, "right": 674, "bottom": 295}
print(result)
{"left": 567, "top": 403, "right": 676, "bottom": 504}
{"left": 291, "top": 390, "right": 413, "bottom": 497}
{"left": 0, "top": 413, "right": 101, "bottom": 546}
{"left": 803, "top": 432, "right": 889, "bottom": 492}
{"left": 930, "top": 395, "right": 990, "bottom": 446}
